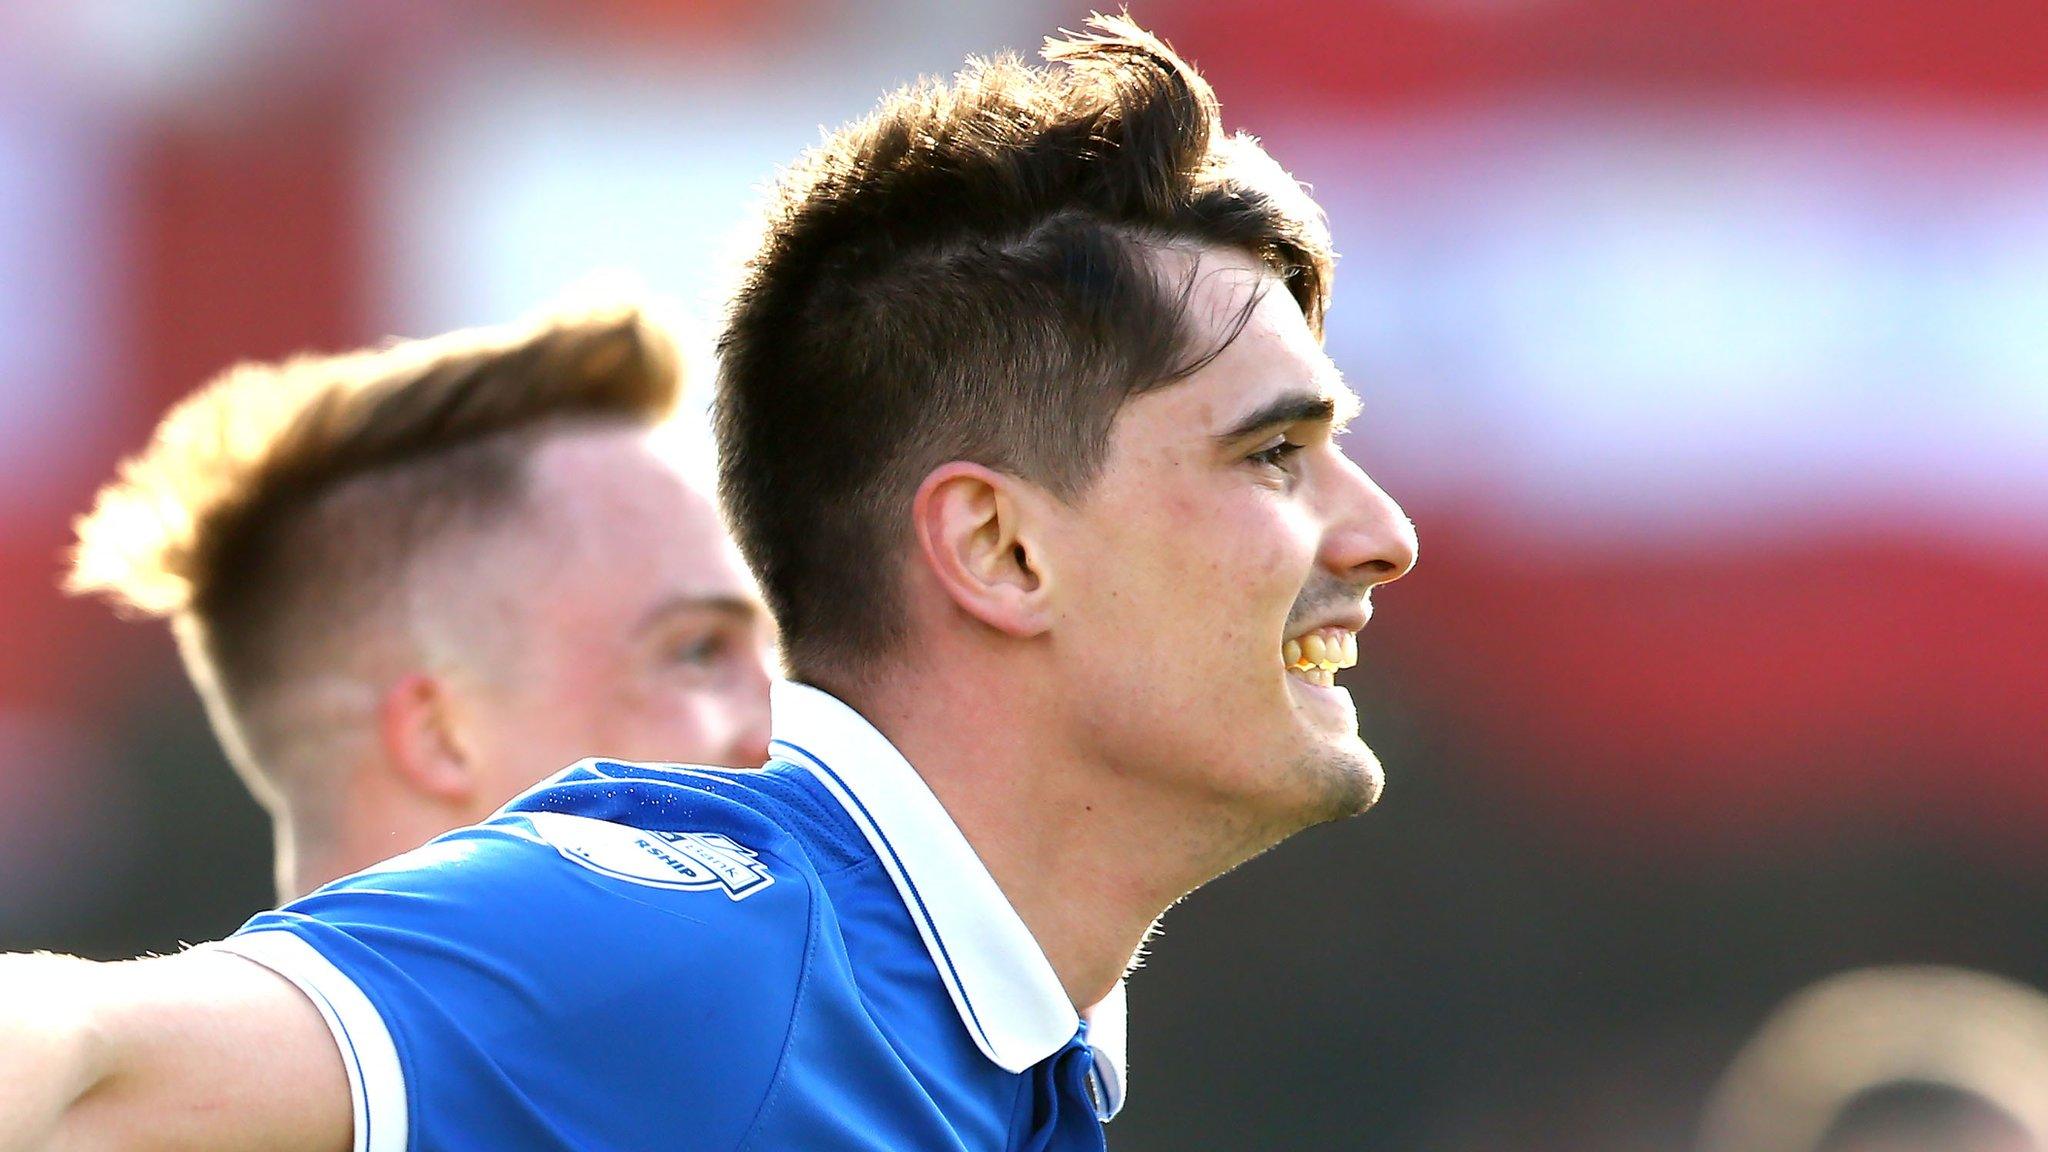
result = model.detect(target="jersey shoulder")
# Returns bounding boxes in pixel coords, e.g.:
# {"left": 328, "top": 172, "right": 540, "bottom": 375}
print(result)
{"left": 270, "top": 757, "right": 823, "bottom": 948}
{"left": 224, "top": 761, "right": 828, "bottom": 1151}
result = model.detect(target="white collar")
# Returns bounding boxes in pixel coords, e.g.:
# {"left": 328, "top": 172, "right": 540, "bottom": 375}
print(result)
{"left": 769, "top": 680, "right": 1128, "bottom": 1119}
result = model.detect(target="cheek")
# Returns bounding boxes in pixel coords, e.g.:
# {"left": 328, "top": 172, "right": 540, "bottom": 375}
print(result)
{"left": 461, "top": 694, "right": 591, "bottom": 797}
{"left": 613, "top": 669, "right": 773, "bottom": 763}
{"left": 1078, "top": 491, "right": 1305, "bottom": 631}
{"left": 498, "top": 646, "right": 640, "bottom": 750}
{"left": 1190, "top": 500, "right": 1315, "bottom": 627}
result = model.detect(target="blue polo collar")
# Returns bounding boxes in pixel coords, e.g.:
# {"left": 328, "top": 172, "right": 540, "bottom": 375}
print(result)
{"left": 768, "top": 680, "right": 1128, "bottom": 1119}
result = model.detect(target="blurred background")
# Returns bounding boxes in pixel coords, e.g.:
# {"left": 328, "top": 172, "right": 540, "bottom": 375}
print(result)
{"left": 2, "top": 1, "right": 2044, "bottom": 1148}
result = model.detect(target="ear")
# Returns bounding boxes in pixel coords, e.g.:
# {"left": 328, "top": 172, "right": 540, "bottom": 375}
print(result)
{"left": 375, "top": 672, "right": 477, "bottom": 803}
{"left": 911, "top": 462, "right": 1055, "bottom": 638}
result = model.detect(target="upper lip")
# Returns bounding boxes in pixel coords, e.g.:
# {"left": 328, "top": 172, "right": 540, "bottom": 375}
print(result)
{"left": 1286, "top": 606, "right": 1371, "bottom": 639}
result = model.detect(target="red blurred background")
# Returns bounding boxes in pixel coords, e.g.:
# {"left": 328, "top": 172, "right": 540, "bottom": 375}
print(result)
{"left": 2, "top": 2, "right": 2043, "bottom": 1149}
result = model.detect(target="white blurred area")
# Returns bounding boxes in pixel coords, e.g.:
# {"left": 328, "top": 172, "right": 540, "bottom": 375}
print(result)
{"left": 366, "top": 2, "right": 1063, "bottom": 333}
{"left": 0, "top": 86, "right": 126, "bottom": 505}
{"left": 1317, "top": 106, "right": 2048, "bottom": 547}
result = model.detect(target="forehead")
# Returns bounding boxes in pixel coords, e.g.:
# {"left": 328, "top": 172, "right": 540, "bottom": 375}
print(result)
{"left": 1129, "top": 246, "right": 1358, "bottom": 440}
{"left": 512, "top": 425, "right": 757, "bottom": 602}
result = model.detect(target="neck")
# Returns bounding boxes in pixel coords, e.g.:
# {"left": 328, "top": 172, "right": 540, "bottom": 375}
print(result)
{"left": 849, "top": 671, "right": 1279, "bottom": 1010}
{"left": 270, "top": 812, "right": 307, "bottom": 904}
{"left": 276, "top": 782, "right": 467, "bottom": 904}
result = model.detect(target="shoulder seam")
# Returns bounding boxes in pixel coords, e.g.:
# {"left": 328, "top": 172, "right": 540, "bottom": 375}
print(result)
{"left": 208, "top": 927, "right": 413, "bottom": 1152}
{"left": 731, "top": 863, "right": 821, "bottom": 1151}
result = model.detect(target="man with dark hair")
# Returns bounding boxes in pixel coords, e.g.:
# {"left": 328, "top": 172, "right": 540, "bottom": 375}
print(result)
{"left": 0, "top": 17, "right": 1415, "bottom": 1151}
{"left": 67, "top": 304, "right": 775, "bottom": 900}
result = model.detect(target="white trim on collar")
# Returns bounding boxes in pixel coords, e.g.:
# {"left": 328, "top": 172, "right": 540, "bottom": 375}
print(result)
{"left": 769, "top": 680, "right": 1127, "bottom": 1119}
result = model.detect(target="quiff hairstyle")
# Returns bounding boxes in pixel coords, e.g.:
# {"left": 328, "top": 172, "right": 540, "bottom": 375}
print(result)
{"left": 716, "top": 13, "right": 1334, "bottom": 683}
{"left": 69, "top": 306, "right": 680, "bottom": 797}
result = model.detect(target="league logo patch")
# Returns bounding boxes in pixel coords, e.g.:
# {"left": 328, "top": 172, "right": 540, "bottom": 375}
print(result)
{"left": 525, "top": 812, "right": 775, "bottom": 900}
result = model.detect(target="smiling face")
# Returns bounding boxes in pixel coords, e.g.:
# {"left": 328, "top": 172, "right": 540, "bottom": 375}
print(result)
{"left": 1042, "top": 246, "right": 1417, "bottom": 837}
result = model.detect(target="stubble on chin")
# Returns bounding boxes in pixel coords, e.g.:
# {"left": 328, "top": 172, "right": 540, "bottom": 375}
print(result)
{"left": 1298, "top": 742, "right": 1384, "bottom": 828}
{"left": 1224, "top": 744, "right": 1384, "bottom": 867}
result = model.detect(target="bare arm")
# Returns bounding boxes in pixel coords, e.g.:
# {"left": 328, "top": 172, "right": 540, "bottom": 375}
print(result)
{"left": 0, "top": 949, "right": 351, "bottom": 1152}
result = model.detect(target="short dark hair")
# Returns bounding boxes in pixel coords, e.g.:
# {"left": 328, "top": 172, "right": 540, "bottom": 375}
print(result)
{"left": 715, "top": 13, "right": 1334, "bottom": 682}
{"left": 70, "top": 304, "right": 680, "bottom": 775}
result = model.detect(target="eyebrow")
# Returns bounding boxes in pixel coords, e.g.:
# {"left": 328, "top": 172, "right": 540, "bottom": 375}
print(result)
{"left": 1213, "top": 379, "right": 1363, "bottom": 445}
{"left": 633, "top": 594, "right": 764, "bottom": 636}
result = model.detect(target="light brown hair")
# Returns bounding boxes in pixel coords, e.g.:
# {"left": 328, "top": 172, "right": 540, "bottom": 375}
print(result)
{"left": 69, "top": 305, "right": 680, "bottom": 797}
{"left": 715, "top": 13, "right": 1334, "bottom": 683}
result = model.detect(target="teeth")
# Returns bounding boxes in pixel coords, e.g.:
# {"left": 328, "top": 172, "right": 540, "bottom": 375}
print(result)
{"left": 1283, "top": 625, "right": 1358, "bottom": 682}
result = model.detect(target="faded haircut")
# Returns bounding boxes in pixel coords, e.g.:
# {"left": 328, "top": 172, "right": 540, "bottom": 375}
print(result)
{"left": 716, "top": 13, "right": 1334, "bottom": 683}
{"left": 69, "top": 305, "right": 680, "bottom": 793}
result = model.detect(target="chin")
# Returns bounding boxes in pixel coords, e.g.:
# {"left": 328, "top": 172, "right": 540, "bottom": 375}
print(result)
{"left": 1300, "top": 740, "right": 1384, "bottom": 826}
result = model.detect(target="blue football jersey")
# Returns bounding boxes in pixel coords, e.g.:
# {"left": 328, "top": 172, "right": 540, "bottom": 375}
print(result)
{"left": 215, "top": 682, "right": 1125, "bottom": 1152}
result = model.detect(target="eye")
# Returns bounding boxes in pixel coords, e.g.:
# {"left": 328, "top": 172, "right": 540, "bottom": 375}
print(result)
{"left": 665, "top": 631, "right": 729, "bottom": 668}
{"left": 1248, "top": 438, "right": 1305, "bottom": 471}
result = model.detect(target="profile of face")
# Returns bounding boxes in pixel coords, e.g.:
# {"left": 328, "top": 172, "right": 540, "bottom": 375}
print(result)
{"left": 440, "top": 425, "right": 775, "bottom": 811}
{"left": 1040, "top": 246, "right": 1417, "bottom": 838}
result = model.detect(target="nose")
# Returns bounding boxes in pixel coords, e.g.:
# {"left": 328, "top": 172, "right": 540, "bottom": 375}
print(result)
{"left": 1321, "top": 453, "right": 1417, "bottom": 588}
{"left": 725, "top": 638, "right": 776, "bottom": 767}
{"left": 730, "top": 727, "right": 772, "bottom": 769}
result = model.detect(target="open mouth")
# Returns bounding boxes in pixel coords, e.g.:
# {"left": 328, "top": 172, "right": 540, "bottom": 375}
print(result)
{"left": 1283, "top": 625, "right": 1357, "bottom": 688}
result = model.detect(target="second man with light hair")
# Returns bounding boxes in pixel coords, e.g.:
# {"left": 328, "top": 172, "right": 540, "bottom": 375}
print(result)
{"left": 68, "top": 304, "right": 775, "bottom": 900}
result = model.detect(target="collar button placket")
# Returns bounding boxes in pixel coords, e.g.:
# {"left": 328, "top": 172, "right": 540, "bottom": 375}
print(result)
{"left": 1018, "top": 1031, "right": 1108, "bottom": 1152}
